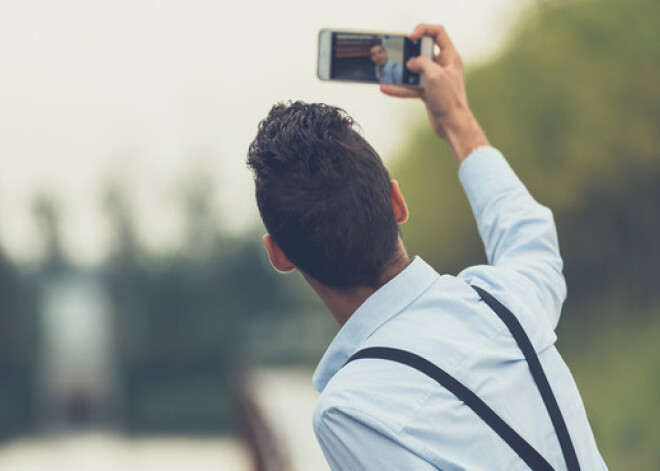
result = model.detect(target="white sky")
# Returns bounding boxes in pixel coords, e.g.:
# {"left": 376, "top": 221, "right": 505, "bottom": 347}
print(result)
{"left": 0, "top": 0, "right": 532, "bottom": 265}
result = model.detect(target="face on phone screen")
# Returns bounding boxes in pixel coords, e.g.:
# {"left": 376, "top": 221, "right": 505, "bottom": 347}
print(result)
{"left": 330, "top": 33, "right": 422, "bottom": 86}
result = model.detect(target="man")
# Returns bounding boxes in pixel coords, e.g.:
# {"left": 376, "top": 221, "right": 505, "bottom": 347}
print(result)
{"left": 369, "top": 40, "right": 403, "bottom": 84}
{"left": 247, "top": 24, "right": 606, "bottom": 470}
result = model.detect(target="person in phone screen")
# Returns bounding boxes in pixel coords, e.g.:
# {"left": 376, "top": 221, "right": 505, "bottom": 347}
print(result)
{"left": 369, "top": 41, "right": 403, "bottom": 85}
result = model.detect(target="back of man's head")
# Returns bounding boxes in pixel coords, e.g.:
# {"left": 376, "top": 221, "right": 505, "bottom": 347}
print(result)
{"left": 247, "top": 101, "right": 399, "bottom": 289}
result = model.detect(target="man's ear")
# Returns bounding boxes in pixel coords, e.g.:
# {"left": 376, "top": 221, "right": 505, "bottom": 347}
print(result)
{"left": 390, "top": 180, "right": 409, "bottom": 224}
{"left": 263, "top": 234, "right": 296, "bottom": 274}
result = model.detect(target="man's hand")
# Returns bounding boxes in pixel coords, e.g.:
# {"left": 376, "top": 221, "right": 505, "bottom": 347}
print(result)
{"left": 381, "top": 24, "right": 490, "bottom": 165}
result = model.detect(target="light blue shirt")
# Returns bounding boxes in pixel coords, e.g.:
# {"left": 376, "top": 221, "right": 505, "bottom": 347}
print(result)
{"left": 312, "top": 147, "right": 607, "bottom": 470}
{"left": 375, "top": 60, "right": 403, "bottom": 85}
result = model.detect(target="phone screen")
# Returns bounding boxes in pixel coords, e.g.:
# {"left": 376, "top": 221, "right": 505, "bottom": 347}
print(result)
{"left": 330, "top": 32, "right": 422, "bottom": 86}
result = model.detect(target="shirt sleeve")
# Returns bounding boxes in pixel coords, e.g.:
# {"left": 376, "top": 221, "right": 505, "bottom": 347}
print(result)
{"left": 458, "top": 147, "right": 567, "bottom": 329}
{"left": 393, "top": 63, "right": 404, "bottom": 85}
{"left": 315, "top": 407, "right": 438, "bottom": 471}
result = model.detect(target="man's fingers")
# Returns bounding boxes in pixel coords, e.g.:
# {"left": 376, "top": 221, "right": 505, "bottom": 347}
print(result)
{"left": 409, "top": 24, "right": 455, "bottom": 53}
{"left": 410, "top": 25, "right": 460, "bottom": 69}
{"left": 381, "top": 27, "right": 457, "bottom": 101}
{"left": 380, "top": 84, "right": 423, "bottom": 99}
{"left": 406, "top": 56, "right": 439, "bottom": 75}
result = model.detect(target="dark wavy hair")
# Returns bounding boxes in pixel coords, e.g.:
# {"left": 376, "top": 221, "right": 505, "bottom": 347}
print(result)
{"left": 247, "top": 101, "right": 400, "bottom": 289}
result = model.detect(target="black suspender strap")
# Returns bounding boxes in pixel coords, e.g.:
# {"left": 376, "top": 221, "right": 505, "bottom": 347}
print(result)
{"left": 344, "top": 286, "right": 580, "bottom": 471}
{"left": 347, "top": 347, "right": 555, "bottom": 471}
{"left": 470, "top": 285, "right": 580, "bottom": 471}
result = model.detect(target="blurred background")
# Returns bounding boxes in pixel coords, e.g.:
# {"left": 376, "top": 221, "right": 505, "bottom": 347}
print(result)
{"left": 0, "top": 0, "right": 658, "bottom": 469}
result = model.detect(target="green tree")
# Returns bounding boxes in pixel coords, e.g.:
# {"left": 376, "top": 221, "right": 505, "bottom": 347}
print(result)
{"left": 392, "top": 0, "right": 660, "bottom": 309}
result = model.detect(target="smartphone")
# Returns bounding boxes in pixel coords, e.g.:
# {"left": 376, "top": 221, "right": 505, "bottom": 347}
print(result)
{"left": 317, "top": 29, "right": 433, "bottom": 87}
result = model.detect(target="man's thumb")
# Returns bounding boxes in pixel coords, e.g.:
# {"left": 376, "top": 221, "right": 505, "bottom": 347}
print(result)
{"left": 406, "top": 56, "right": 436, "bottom": 74}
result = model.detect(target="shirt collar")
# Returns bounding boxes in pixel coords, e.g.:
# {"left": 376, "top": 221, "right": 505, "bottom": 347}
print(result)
{"left": 312, "top": 256, "right": 440, "bottom": 392}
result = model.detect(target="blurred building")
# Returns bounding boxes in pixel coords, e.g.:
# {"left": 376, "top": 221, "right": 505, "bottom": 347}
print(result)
{"left": 37, "top": 269, "right": 120, "bottom": 432}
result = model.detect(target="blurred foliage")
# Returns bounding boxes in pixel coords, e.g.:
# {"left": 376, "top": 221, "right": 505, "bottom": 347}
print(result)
{"left": 561, "top": 300, "right": 660, "bottom": 469}
{"left": 393, "top": 0, "right": 660, "bottom": 304}
{"left": 0, "top": 250, "right": 37, "bottom": 440}
{"left": 390, "top": 0, "right": 659, "bottom": 467}
{"left": 102, "top": 177, "right": 324, "bottom": 435}
{"left": 0, "top": 168, "right": 331, "bottom": 440}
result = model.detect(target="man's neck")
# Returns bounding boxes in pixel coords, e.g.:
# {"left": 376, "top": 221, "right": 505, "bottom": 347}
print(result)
{"left": 305, "top": 241, "right": 410, "bottom": 327}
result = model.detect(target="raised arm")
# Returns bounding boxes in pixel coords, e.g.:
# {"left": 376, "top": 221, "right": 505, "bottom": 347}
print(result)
{"left": 458, "top": 147, "right": 567, "bottom": 328}
{"left": 383, "top": 24, "right": 566, "bottom": 328}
